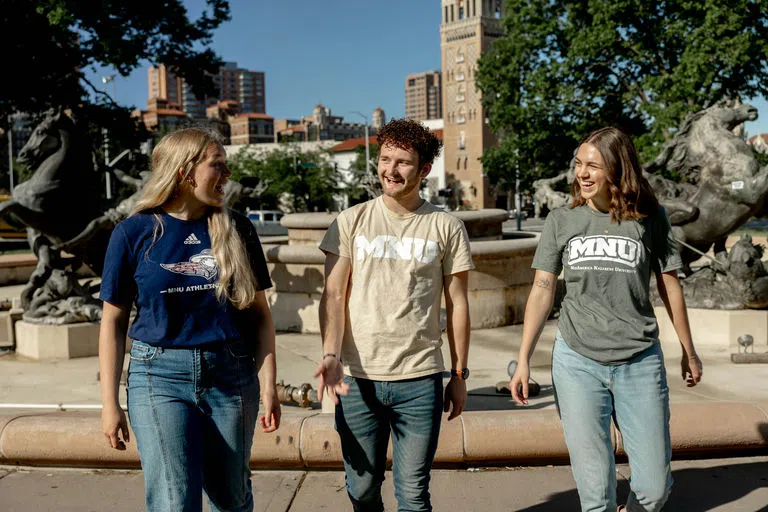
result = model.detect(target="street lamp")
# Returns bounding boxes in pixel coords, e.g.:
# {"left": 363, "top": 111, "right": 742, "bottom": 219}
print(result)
{"left": 6, "top": 115, "right": 13, "bottom": 193}
{"left": 351, "top": 111, "right": 371, "bottom": 176}
{"left": 102, "top": 74, "right": 116, "bottom": 200}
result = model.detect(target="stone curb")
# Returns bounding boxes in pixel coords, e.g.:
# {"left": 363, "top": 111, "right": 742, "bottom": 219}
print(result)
{"left": 1, "top": 402, "right": 767, "bottom": 469}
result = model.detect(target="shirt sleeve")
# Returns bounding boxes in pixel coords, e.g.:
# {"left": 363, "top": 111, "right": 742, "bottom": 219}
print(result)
{"left": 238, "top": 215, "right": 273, "bottom": 291}
{"left": 650, "top": 206, "right": 683, "bottom": 275}
{"left": 99, "top": 223, "right": 137, "bottom": 307}
{"left": 442, "top": 221, "right": 475, "bottom": 275}
{"left": 531, "top": 210, "right": 564, "bottom": 275}
{"left": 319, "top": 214, "right": 350, "bottom": 258}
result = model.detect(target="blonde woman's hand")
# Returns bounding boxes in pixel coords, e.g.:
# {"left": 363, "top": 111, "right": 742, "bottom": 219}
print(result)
{"left": 681, "top": 351, "right": 703, "bottom": 387}
{"left": 259, "top": 386, "right": 281, "bottom": 433}
{"left": 510, "top": 363, "right": 531, "bottom": 406}
{"left": 102, "top": 404, "right": 130, "bottom": 450}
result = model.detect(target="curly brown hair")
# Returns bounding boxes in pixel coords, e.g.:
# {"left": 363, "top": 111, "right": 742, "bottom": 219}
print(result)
{"left": 377, "top": 119, "right": 443, "bottom": 169}
{"left": 570, "top": 127, "right": 658, "bottom": 223}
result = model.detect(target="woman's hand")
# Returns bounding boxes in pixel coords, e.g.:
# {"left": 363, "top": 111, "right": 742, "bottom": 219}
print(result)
{"left": 102, "top": 404, "right": 130, "bottom": 450}
{"left": 259, "top": 386, "right": 281, "bottom": 433}
{"left": 510, "top": 363, "right": 531, "bottom": 405}
{"left": 681, "top": 351, "right": 703, "bottom": 387}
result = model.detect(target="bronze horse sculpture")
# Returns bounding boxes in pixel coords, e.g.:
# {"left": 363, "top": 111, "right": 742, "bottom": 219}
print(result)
{"left": 0, "top": 109, "right": 105, "bottom": 322}
{"left": 645, "top": 102, "right": 768, "bottom": 267}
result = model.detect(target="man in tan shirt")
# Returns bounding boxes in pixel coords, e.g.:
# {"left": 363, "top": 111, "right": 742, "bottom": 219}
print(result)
{"left": 315, "top": 119, "right": 474, "bottom": 511}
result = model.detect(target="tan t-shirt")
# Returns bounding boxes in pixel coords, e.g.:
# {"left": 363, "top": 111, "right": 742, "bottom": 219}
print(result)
{"left": 319, "top": 196, "right": 475, "bottom": 381}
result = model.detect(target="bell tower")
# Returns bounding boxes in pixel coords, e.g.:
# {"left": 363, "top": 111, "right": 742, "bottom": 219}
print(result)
{"left": 440, "top": 0, "right": 505, "bottom": 209}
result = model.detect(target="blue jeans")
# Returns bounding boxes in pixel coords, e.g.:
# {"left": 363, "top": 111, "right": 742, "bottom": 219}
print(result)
{"left": 552, "top": 334, "right": 672, "bottom": 512}
{"left": 127, "top": 339, "right": 259, "bottom": 512}
{"left": 335, "top": 373, "right": 443, "bottom": 512}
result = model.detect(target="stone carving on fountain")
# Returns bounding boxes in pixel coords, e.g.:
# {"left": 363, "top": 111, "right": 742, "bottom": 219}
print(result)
{"left": 651, "top": 234, "right": 768, "bottom": 310}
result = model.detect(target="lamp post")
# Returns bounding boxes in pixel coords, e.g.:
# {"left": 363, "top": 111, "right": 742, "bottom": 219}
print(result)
{"left": 515, "top": 149, "right": 522, "bottom": 231}
{"left": 351, "top": 111, "right": 371, "bottom": 176}
{"left": 6, "top": 115, "right": 13, "bottom": 193}
{"left": 102, "top": 74, "right": 116, "bottom": 200}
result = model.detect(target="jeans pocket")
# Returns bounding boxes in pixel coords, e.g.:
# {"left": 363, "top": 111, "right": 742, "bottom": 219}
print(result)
{"left": 129, "top": 340, "right": 160, "bottom": 362}
{"left": 225, "top": 339, "right": 254, "bottom": 359}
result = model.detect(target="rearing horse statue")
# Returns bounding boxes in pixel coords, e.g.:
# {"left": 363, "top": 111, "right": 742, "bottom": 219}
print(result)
{"left": 3, "top": 109, "right": 102, "bottom": 245}
{"left": 645, "top": 102, "right": 768, "bottom": 267}
{"left": 0, "top": 109, "right": 104, "bottom": 323}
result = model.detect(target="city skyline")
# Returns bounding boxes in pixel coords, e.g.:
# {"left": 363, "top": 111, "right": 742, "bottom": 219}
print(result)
{"left": 84, "top": 0, "right": 768, "bottom": 136}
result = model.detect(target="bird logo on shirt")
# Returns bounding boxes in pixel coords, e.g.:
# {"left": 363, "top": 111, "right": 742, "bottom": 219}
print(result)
{"left": 160, "top": 249, "right": 219, "bottom": 281}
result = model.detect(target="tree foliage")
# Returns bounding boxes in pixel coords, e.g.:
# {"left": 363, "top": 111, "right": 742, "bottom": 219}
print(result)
{"left": 346, "top": 144, "right": 381, "bottom": 204}
{"left": 228, "top": 146, "right": 341, "bottom": 213}
{"left": 1, "top": 0, "right": 230, "bottom": 120}
{"left": 476, "top": 0, "right": 768, "bottom": 189}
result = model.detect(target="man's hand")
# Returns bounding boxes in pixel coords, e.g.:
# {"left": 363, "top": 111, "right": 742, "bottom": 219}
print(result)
{"left": 681, "top": 351, "right": 703, "bottom": 387}
{"left": 313, "top": 356, "right": 349, "bottom": 404}
{"left": 443, "top": 377, "right": 467, "bottom": 420}
{"left": 102, "top": 404, "right": 130, "bottom": 450}
{"left": 510, "top": 363, "right": 530, "bottom": 405}
{"left": 259, "top": 386, "right": 281, "bottom": 433}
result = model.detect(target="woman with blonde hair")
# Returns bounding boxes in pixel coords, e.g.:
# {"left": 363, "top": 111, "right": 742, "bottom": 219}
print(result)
{"left": 510, "top": 127, "right": 702, "bottom": 511}
{"left": 99, "top": 127, "right": 280, "bottom": 511}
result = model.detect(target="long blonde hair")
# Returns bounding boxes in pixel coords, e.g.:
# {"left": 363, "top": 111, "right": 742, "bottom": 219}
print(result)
{"left": 132, "top": 127, "right": 259, "bottom": 309}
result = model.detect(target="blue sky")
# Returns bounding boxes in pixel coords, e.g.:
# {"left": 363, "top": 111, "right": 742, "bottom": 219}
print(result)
{"left": 85, "top": 0, "right": 768, "bottom": 136}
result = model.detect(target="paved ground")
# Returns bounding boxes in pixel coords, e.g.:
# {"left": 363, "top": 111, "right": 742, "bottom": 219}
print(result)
{"left": 1, "top": 456, "right": 767, "bottom": 511}
{"left": 3, "top": 319, "right": 768, "bottom": 413}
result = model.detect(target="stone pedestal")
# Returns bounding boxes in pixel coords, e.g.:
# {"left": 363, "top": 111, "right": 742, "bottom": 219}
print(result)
{"left": 0, "top": 309, "right": 22, "bottom": 348}
{"left": 655, "top": 306, "right": 768, "bottom": 349}
{"left": 15, "top": 321, "right": 102, "bottom": 360}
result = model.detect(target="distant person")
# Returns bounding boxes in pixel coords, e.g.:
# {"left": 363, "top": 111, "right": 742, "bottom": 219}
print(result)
{"left": 315, "top": 119, "right": 474, "bottom": 511}
{"left": 509, "top": 127, "right": 703, "bottom": 512}
{"left": 99, "top": 127, "right": 280, "bottom": 512}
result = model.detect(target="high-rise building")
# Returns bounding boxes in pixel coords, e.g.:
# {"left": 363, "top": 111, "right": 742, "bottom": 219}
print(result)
{"left": 405, "top": 71, "right": 442, "bottom": 121}
{"left": 440, "top": 0, "right": 505, "bottom": 209}
{"left": 148, "top": 62, "right": 266, "bottom": 119}
{"left": 148, "top": 66, "right": 182, "bottom": 107}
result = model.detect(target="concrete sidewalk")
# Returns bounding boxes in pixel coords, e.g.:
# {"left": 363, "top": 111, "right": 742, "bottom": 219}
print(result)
{"left": 2, "top": 456, "right": 767, "bottom": 511}
{"left": 2, "top": 319, "right": 768, "bottom": 411}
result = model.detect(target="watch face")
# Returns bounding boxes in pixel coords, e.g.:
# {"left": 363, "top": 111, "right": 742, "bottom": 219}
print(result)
{"left": 461, "top": 368, "right": 470, "bottom": 379}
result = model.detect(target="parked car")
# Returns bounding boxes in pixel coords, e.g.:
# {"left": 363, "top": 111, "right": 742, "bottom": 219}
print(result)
{"left": 246, "top": 210, "right": 288, "bottom": 237}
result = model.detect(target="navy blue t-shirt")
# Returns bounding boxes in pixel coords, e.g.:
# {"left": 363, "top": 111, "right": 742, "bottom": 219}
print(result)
{"left": 100, "top": 209, "right": 273, "bottom": 347}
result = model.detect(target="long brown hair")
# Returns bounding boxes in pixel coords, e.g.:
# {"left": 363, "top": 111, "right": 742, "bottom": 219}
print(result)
{"left": 132, "top": 128, "right": 259, "bottom": 309}
{"left": 570, "top": 127, "right": 658, "bottom": 223}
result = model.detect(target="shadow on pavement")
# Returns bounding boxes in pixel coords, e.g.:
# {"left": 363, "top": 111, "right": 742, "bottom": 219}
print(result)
{"left": 465, "top": 385, "right": 555, "bottom": 412}
{"left": 516, "top": 460, "right": 768, "bottom": 511}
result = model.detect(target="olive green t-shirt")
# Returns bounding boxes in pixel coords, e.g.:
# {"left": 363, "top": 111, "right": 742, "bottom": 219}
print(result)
{"left": 532, "top": 204, "right": 682, "bottom": 364}
{"left": 319, "top": 196, "right": 475, "bottom": 380}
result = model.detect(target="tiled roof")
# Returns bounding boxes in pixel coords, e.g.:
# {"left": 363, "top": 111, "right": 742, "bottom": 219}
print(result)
{"left": 329, "top": 129, "right": 444, "bottom": 153}
{"left": 330, "top": 136, "right": 378, "bottom": 152}
{"left": 747, "top": 133, "right": 768, "bottom": 145}
{"left": 231, "top": 113, "right": 274, "bottom": 120}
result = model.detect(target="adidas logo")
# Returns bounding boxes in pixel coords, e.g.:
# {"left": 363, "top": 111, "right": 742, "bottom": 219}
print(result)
{"left": 184, "top": 233, "right": 201, "bottom": 245}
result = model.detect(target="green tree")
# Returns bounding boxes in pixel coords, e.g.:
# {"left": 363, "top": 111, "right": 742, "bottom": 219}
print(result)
{"left": 228, "top": 146, "right": 341, "bottom": 213}
{"left": 476, "top": 0, "right": 768, "bottom": 189}
{"left": 2, "top": 0, "right": 229, "bottom": 119}
{"left": 0, "top": 0, "right": 230, "bottom": 179}
{"left": 346, "top": 144, "right": 381, "bottom": 205}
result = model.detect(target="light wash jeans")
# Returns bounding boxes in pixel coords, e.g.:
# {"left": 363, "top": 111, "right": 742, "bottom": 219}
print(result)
{"left": 335, "top": 373, "right": 443, "bottom": 512}
{"left": 127, "top": 339, "right": 259, "bottom": 512}
{"left": 552, "top": 333, "right": 672, "bottom": 512}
